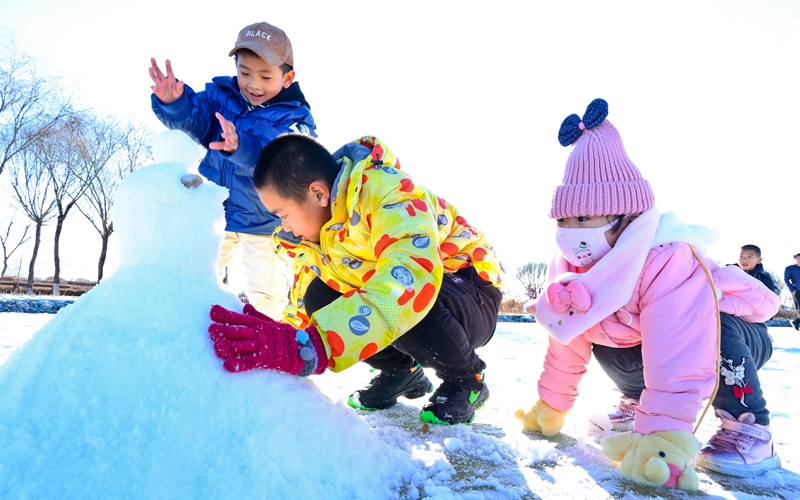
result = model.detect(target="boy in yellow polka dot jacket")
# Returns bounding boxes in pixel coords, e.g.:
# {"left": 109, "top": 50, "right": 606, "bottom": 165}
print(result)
{"left": 207, "top": 134, "right": 505, "bottom": 425}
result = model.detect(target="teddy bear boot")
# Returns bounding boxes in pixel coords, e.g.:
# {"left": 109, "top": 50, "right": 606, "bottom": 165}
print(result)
{"left": 695, "top": 409, "right": 781, "bottom": 477}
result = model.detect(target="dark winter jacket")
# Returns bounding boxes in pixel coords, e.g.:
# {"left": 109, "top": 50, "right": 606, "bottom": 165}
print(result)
{"left": 151, "top": 77, "right": 317, "bottom": 235}
{"left": 728, "top": 263, "right": 780, "bottom": 296}
{"left": 785, "top": 264, "right": 800, "bottom": 294}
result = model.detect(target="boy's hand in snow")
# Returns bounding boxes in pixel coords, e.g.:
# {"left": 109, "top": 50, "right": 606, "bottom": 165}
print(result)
{"left": 149, "top": 58, "right": 184, "bottom": 104}
{"left": 208, "top": 113, "right": 238, "bottom": 152}
{"left": 208, "top": 304, "right": 326, "bottom": 376}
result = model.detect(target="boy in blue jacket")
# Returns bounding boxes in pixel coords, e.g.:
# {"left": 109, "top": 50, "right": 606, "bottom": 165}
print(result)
{"left": 785, "top": 253, "right": 800, "bottom": 330}
{"left": 149, "top": 21, "right": 316, "bottom": 319}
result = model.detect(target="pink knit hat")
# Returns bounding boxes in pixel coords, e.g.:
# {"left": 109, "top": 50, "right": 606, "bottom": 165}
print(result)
{"left": 550, "top": 99, "right": 654, "bottom": 219}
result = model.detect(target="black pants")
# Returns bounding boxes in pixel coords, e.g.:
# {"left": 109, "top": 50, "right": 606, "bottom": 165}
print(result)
{"left": 303, "top": 266, "right": 502, "bottom": 381}
{"left": 592, "top": 313, "right": 773, "bottom": 425}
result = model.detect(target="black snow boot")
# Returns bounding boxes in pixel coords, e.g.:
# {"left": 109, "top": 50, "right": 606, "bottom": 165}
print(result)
{"left": 419, "top": 372, "right": 489, "bottom": 425}
{"left": 347, "top": 364, "right": 433, "bottom": 411}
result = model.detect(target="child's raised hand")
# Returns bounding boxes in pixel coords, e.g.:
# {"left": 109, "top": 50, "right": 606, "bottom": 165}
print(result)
{"left": 209, "top": 112, "right": 238, "bottom": 152}
{"left": 149, "top": 58, "right": 184, "bottom": 104}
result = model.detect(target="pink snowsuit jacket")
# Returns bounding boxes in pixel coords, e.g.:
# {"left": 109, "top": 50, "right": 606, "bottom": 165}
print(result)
{"left": 534, "top": 209, "right": 780, "bottom": 434}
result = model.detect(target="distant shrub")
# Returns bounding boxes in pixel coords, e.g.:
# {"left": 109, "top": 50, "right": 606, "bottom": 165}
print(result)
{"left": 500, "top": 296, "right": 526, "bottom": 314}
{"left": 775, "top": 307, "right": 798, "bottom": 320}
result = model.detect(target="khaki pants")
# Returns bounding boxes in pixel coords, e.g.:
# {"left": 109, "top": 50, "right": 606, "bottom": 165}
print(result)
{"left": 219, "top": 231, "right": 290, "bottom": 320}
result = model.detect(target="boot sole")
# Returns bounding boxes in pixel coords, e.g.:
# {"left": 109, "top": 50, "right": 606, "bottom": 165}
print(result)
{"left": 610, "top": 421, "right": 634, "bottom": 432}
{"left": 695, "top": 453, "right": 781, "bottom": 477}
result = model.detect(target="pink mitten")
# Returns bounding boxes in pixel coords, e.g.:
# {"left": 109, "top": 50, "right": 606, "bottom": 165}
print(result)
{"left": 546, "top": 280, "right": 591, "bottom": 313}
{"left": 208, "top": 304, "right": 326, "bottom": 376}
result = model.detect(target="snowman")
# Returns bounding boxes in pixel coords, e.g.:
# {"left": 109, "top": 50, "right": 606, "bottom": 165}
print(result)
{"left": 0, "top": 131, "right": 414, "bottom": 499}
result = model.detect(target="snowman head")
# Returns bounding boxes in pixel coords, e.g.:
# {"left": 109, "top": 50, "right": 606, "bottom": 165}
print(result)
{"left": 113, "top": 131, "right": 228, "bottom": 272}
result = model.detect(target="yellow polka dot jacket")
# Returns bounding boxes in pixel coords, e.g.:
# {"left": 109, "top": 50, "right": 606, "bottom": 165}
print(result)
{"left": 273, "top": 136, "right": 505, "bottom": 372}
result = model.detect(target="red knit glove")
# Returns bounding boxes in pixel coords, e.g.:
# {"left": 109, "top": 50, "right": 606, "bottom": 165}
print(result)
{"left": 208, "top": 303, "right": 326, "bottom": 376}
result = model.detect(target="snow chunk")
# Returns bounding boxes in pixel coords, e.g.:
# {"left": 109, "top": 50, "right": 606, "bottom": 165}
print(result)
{"left": 443, "top": 436, "right": 464, "bottom": 452}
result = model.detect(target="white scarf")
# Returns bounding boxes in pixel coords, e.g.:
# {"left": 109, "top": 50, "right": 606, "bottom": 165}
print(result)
{"left": 535, "top": 208, "right": 716, "bottom": 344}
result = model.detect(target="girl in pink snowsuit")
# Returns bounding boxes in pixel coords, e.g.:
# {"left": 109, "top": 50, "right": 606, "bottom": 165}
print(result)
{"left": 516, "top": 99, "right": 781, "bottom": 489}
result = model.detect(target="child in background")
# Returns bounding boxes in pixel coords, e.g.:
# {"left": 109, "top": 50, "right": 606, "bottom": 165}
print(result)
{"left": 149, "top": 21, "right": 316, "bottom": 319}
{"left": 206, "top": 134, "right": 504, "bottom": 425}
{"left": 785, "top": 253, "right": 800, "bottom": 330}
{"left": 733, "top": 245, "right": 780, "bottom": 296}
{"left": 516, "top": 99, "right": 781, "bottom": 489}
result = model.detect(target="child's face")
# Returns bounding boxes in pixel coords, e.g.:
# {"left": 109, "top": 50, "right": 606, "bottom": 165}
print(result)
{"left": 235, "top": 51, "right": 295, "bottom": 107}
{"left": 257, "top": 183, "right": 331, "bottom": 243}
{"left": 555, "top": 215, "right": 623, "bottom": 247}
{"left": 739, "top": 250, "right": 762, "bottom": 271}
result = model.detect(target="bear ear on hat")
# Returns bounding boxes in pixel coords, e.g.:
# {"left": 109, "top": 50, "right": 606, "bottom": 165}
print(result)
{"left": 557, "top": 98, "right": 609, "bottom": 147}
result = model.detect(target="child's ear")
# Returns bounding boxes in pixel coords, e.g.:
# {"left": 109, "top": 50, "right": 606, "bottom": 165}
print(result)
{"left": 283, "top": 69, "right": 296, "bottom": 88}
{"left": 309, "top": 181, "right": 331, "bottom": 208}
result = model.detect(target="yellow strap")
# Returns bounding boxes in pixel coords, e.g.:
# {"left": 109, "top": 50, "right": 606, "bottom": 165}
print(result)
{"left": 689, "top": 245, "right": 722, "bottom": 435}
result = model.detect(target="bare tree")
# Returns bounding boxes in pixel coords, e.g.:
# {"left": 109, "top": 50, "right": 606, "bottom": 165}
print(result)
{"left": 515, "top": 262, "right": 548, "bottom": 299}
{"left": 0, "top": 211, "right": 30, "bottom": 276}
{"left": 77, "top": 119, "right": 153, "bottom": 281}
{"left": 31, "top": 113, "right": 97, "bottom": 296}
{"left": 0, "top": 29, "right": 71, "bottom": 177}
{"left": 774, "top": 276, "right": 792, "bottom": 310}
{"left": 6, "top": 144, "right": 58, "bottom": 294}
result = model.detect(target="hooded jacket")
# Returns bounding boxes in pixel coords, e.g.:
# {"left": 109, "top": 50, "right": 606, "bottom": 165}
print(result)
{"left": 534, "top": 209, "right": 780, "bottom": 434}
{"left": 274, "top": 136, "right": 505, "bottom": 372}
{"left": 152, "top": 77, "right": 317, "bottom": 235}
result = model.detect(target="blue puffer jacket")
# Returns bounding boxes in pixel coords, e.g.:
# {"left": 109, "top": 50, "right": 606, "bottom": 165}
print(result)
{"left": 785, "top": 264, "right": 800, "bottom": 294}
{"left": 151, "top": 77, "right": 317, "bottom": 234}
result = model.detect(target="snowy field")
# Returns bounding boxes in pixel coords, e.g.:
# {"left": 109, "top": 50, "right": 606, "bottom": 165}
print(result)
{"left": 1, "top": 133, "right": 796, "bottom": 499}
{"left": 2, "top": 311, "right": 798, "bottom": 500}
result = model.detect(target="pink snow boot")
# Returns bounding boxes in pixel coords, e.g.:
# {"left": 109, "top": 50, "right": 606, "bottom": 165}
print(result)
{"left": 608, "top": 395, "right": 639, "bottom": 432}
{"left": 695, "top": 409, "right": 781, "bottom": 477}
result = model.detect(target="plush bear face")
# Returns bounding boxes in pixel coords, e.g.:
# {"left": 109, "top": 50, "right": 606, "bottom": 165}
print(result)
{"left": 603, "top": 430, "right": 700, "bottom": 490}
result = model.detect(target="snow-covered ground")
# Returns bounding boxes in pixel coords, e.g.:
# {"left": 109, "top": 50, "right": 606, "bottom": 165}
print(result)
{"left": 2, "top": 132, "right": 797, "bottom": 499}
{"left": 2, "top": 311, "right": 798, "bottom": 499}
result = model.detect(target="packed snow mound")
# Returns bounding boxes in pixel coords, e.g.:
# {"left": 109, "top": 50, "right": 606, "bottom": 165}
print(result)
{"left": 114, "top": 130, "right": 223, "bottom": 269}
{"left": 151, "top": 128, "right": 203, "bottom": 166}
{"left": 0, "top": 131, "right": 416, "bottom": 499}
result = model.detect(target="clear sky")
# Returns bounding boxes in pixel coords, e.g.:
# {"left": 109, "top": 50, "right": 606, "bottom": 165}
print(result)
{"left": 1, "top": 0, "right": 799, "bottom": 297}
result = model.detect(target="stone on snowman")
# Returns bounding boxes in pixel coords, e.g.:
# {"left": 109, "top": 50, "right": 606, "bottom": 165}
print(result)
{"left": 0, "top": 130, "right": 413, "bottom": 499}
